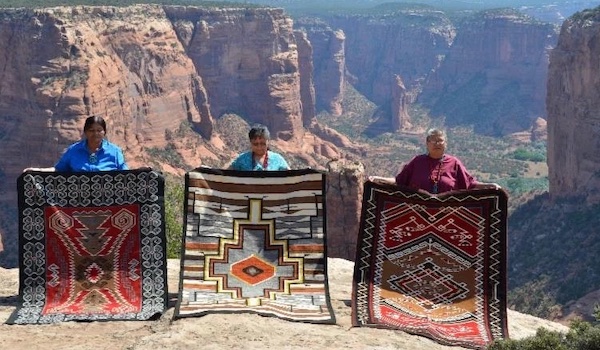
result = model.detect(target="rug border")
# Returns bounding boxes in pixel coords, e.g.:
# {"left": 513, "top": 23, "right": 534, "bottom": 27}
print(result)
{"left": 7, "top": 169, "right": 169, "bottom": 324}
{"left": 173, "top": 168, "right": 336, "bottom": 324}
{"left": 351, "top": 181, "right": 509, "bottom": 348}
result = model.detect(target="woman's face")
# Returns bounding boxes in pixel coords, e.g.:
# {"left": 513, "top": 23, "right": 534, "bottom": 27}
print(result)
{"left": 84, "top": 122, "right": 106, "bottom": 146}
{"left": 426, "top": 135, "right": 446, "bottom": 159}
{"left": 250, "top": 136, "right": 268, "bottom": 156}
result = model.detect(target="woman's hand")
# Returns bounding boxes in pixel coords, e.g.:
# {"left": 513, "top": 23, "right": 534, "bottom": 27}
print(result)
{"left": 23, "top": 167, "right": 55, "bottom": 172}
{"left": 474, "top": 182, "right": 501, "bottom": 190}
{"left": 368, "top": 176, "right": 396, "bottom": 185}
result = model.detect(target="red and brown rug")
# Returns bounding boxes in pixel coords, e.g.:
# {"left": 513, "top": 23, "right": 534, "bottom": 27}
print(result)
{"left": 352, "top": 182, "right": 508, "bottom": 349}
{"left": 174, "top": 168, "right": 335, "bottom": 324}
{"left": 8, "top": 169, "right": 168, "bottom": 324}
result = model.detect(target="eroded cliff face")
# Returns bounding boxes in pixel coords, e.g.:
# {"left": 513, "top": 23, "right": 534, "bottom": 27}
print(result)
{"left": 300, "top": 7, "right": 556, "bottom": 137}
{"left": 325, "top": 8, "right": 455, "bottom": 113}
{"left": 421, "top": 9, "right": 557, "bottom": 135}
{"left": 296, "top": 17, "right": 345, "bottom": 117}
{"left": 0, "top": 6, "right": 211, "bottom": 260}
{"left": 0, "top": 5, "right": 339, "bottom": 264}
{"left": 164, "top": 6, "right": 306, "bottom": 141}
{"left": 326, "top": 160, "right": 365, "bottom": 261}
{"left": 547, "top": 9, "right": 600, "bottom": 200}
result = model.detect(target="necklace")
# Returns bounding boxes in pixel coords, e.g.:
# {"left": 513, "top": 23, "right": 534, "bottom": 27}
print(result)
{"left": 429, "top": 155, "right": 444, "bottom": 194}
{"left": 252, "top": 151, "right": 269, "bottom": 170}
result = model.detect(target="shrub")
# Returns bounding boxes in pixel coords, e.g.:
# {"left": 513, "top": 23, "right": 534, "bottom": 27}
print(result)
{"left": 489, "top": 321, "right": 600, "bottom": 350}
{"left": 511, "top": 147, "right": 546, "bottom": 162}
{"left": 164, "top": 174, "right": 184, "bottom": 258}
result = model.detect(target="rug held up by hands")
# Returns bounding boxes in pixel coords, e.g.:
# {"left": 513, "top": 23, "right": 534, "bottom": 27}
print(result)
{"left": 8, "top": 169, "right": 168, "bottom": 324}
{"left": 174, "top": 168, "right": 335, "bottom": 324}
{"left": 352, "top": 182, "right": 508, "bottom": 349}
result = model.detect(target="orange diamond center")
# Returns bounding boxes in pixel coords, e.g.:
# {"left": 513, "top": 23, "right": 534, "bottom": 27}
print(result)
{"left": 231, "top": 255, "right": 276, "bottom": 285}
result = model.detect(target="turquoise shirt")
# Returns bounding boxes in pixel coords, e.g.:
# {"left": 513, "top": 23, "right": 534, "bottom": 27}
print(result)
{"left": 54, "top": 139, "right": 128, "bottom": 172}
{"left": 230, "top": 150, "right": 290, "bottom": 171}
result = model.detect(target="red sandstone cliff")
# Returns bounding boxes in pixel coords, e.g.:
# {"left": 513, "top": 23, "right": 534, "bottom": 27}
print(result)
{"left": 297, "top": 17, "right": 345, "bottom": 117}
{"left": 301, "top": 7, "right": 556, "bottom": 137}
{"left": 421, "top": 9, "right": 557, "bottom": 135}
{"left": 326, "top": 7, "right": 455, "bottom": 105}
{"left": 0, "top": 5, "right": 211, "bottom": 258}
{"left": 164, "top": 6, "right": 306, "bottom": 141}
{"left": 0, "top": 5, "right": 349, "bottom": 263}
{"left": 547, "top": 8, "right": 600, "bottom": 201}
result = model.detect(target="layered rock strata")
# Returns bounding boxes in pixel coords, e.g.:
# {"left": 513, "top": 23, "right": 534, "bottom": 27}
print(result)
{"left": 547, "top": 8, "right": 600, "bottom": 201}
{"left": 0, "top": 5, "right": 335, "bottom": 263}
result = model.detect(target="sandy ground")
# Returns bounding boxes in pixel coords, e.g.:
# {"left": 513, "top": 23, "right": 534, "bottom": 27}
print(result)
{"left": 0, "top": 258, "right": 568, "bottom": 350}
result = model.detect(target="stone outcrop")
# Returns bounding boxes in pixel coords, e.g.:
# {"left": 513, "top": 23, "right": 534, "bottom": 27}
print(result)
{"left": 547, "top": 8, "right": 600, "bottom": 200}
{"left": 391, "top": 75, "right": 411, "bottom": 131}
{"left": 293, "top": 29, "right": 317, "bottom": 126}
{"left": 531, "top": 117, "right": 547, "bottom": 142}
{"left": 296, "top": 18, "right": 345, "bottom": 116}
{"left": 325, "top": 159, "right": 365, "bottom": 261}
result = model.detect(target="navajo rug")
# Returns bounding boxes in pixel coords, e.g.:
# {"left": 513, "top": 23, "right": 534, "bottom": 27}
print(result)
{"left": 8, "top": 169, "right": 168, "bottom": 324}
{"left": 352, "top": 182, "right": 508, "bottom": 349}
{"left": 174, "top": 168, "right": 335, "bottom": 323}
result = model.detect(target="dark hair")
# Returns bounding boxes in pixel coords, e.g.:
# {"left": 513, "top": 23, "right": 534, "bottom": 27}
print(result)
{"left": 83, "top": 115, "right": 107, "bottom": 133}
{"left": 248, "top": 124, "right": 270, "bottom": 140}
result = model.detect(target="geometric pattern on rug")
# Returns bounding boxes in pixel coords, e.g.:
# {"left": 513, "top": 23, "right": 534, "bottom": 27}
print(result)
{"left": 8, "top": 169, "right": 167, "bottom": 324}
{"left": 174, "top": 168, "right": 335, "bottom": 324}
{"left": 352, "top": 182, "right": 508, "bottom": 349}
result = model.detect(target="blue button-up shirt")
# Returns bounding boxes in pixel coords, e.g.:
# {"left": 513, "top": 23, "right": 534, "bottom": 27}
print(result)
{"left": 54, "top": 139, "right": 128, "bottom": 172}
{"left": 229, "top": 150, "right": 290, "bottom": 171}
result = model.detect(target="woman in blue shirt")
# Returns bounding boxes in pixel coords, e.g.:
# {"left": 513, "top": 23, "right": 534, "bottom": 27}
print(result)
{"left": 229, "top": 125, "right": 290, "bottom": 171}
{"left": 24, "top": 115, "right": 128, "bottom": 172}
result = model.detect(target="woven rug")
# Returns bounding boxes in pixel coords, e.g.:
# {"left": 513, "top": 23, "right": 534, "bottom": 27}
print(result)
{"left": 352, "top": 182, "right": 508, "bottom": 349}
{"left": 174, "top": 168, "right": 335, "bottom": 323}
{"left": 8, "top": 169, "right": 168, "bottom": 324}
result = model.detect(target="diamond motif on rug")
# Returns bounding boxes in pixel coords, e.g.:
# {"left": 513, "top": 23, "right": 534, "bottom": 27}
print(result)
{"left": 175, "top": 168, "right": 335, "bottom": 323}
{"left": 8, "top": 169, "right": 168, "bottom": 324}
{"left": 352, "top": 182, "right": 508, "bottom": 349}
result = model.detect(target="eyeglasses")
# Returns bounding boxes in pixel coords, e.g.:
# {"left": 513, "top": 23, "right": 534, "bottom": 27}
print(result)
{"left": 251, "top": 142, "right": 267, "bottom": 146}
{"left": 427, "top": 139, "right": 446, "bottom": 145}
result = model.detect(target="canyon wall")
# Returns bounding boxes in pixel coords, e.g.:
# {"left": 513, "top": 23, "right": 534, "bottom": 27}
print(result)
{"left": 164, "top": 6, "right": 306, "bottom": 141}
{"left": 421, "top": 9, "right": 557, "bottom": 135}
{"left": 296, "top": 17, "right": 345, "bottom": 117}
{"left": 0, "top": 5, "right": 337, "bottom": 265}
{"left": 547, "top": 8, "right": 600, "bottom": 201}
{"left": 325, "top": 8, "right": 455, "bottom": 105}
{"left": 302, "top": 7, "right": 557, "bottom": 136}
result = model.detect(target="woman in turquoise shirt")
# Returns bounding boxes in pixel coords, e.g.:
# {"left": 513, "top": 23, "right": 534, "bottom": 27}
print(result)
{"left": 24, "top": 115, "right": 128, "bottom": 172}
{"left": 229, "top": 125, "right": 290, "bottom": 171}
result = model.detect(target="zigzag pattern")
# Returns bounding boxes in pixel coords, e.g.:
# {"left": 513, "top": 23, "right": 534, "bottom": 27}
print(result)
{"left": 352, "top": 183, "right": 508, "bottom": 349}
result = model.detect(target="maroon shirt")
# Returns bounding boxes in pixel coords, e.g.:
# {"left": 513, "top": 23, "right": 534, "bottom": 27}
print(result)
{"left": 395, "top": 154, "right": 476, "bottom": 193}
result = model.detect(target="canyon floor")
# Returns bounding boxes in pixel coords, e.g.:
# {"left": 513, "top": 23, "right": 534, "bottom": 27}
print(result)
{"left": 0, "top": 258, "right": 568, "bottom": 350}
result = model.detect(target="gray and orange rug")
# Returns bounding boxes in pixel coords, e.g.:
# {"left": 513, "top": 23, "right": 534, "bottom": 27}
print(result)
{"left": 174, "top": 168, "right": 335, "bottom": 324}
{"left": 352, "top": 182, "right": 508, "bottom": 349}
{"left": 8, "top": 169, "right": 168, "bottom": 324}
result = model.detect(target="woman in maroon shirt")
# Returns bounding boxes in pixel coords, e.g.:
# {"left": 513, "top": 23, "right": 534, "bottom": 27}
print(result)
{"left": 370, "top": 128, "right": 500, "bottom": 194}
